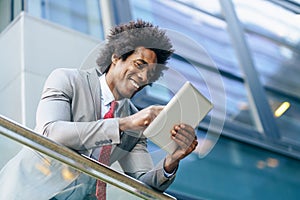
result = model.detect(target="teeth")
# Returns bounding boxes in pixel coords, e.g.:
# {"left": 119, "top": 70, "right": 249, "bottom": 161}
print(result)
{"left": 130, "top": 79, "right": 139, "bottom": 89}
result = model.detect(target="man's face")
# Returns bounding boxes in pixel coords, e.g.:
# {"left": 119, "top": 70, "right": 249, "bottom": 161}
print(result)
{"left": 106, "top": 47, "right": 157, "bottom": 100}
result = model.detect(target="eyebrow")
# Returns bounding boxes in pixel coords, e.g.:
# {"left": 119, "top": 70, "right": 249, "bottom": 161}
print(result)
{"left": 135, "top": 59, "right": 156, "bottom": 76}
{"left": 135, "top": 59, "right": 148, "bottom": 65}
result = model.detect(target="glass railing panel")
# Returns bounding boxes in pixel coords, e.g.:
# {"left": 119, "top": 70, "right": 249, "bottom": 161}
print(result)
{"left": 0, "top": 115, "right": 175, "bottom": 200}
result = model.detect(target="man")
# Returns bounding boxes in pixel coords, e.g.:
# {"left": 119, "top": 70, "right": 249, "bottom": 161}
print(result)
{"left": 0, "top": 20, "right": 197, "bottom": 199}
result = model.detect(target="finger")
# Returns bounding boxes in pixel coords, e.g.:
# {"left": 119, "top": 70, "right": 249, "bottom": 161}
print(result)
{"left": 145, "top": 112, "right": 158, "bottom": 126}
{"left": 172, "top": 128, "right": 195, "bottom": 148}
{"left": 174, "top": 124, "right": 194, "bottom": 136}
{"left": 144, "top": 120, "right": 150, "bottom": 126}
{"left": 174, "top": 135, "right": 193, "bottom": 148}
{"left": 153, "top": 105, "right": 164, "bottom": 110}
{"left": 193, "top": 138, "right": 198, "bottom": 147}
{"left": 171, "top": 134, "right": 189, "bottom": 149}
{"left": 173, "top": 136, "right": 198, "bottom": 154}
{"left": 185, "top": 138, "right": 198, "bottom": 152}
{"left": 152, "top": 105, "right": 164, "bottom": 115}
{"left": 170, "top": 129, "right": 177, "bottom": 137}
{"left": 179, "top": 124, "right": 195, "bottom": 135}
{"left": 190, "top": 138, "right": 198, "bottom": 148}
{"left": 144, "top": 116, "right": 154, "bottom": 126}
{"left": 174, "top": 125, "right": 196, "bottom": 142}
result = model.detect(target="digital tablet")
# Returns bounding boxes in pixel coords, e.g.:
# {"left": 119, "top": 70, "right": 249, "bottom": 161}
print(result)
{"left": 142, "top": 81, "right": 213, "bottom": 154}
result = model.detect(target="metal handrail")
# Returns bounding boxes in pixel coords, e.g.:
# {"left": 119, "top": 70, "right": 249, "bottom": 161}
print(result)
{"left": 0, "top": 115, "right": 176, "bottom": 200}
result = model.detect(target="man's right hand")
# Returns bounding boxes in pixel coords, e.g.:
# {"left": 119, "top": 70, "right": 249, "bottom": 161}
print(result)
{"left": 118, "top": 105, "right": 164, "bottom": 132}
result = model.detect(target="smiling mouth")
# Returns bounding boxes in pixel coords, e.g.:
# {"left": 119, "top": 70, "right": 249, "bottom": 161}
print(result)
{"left": 130, "top": 79, "right": 140, "bottom": 89}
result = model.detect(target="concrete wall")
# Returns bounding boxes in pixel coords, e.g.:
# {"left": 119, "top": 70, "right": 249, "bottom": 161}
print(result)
{"left": 0, "top": 12, "right": 100, "bottom": 128}
{"left": 0, "top": 12, "right": 100, "bottom": 165}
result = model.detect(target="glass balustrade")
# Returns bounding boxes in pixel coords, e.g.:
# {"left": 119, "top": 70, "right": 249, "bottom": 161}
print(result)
{"left": 0, "top": 115, "right": 175, "bottom": 200}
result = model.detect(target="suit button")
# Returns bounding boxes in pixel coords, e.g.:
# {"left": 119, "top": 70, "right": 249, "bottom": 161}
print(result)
{"left": 95, "top": 141, "right": 103, "bottom": 146}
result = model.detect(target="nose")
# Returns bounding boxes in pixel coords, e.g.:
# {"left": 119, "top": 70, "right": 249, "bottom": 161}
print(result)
{"left": 137, "top": 69, "right": 148, "bottom": 84}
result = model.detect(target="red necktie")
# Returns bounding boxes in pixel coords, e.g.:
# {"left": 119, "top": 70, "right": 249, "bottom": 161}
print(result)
{"left": 96, "top": 101, "right": 118, "bottom": 200}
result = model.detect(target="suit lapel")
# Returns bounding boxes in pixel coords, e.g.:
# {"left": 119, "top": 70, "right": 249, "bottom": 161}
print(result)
{"left": 85, "top": 69, "right": 142, "bottom": 164}
{"left": 86, "top": 68, "right": 101, "bottom": 120}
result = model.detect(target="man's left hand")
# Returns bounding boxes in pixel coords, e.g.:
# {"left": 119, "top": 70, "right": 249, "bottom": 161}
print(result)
{"left": 164, "top": 123, "right": 198, "bottom": 173}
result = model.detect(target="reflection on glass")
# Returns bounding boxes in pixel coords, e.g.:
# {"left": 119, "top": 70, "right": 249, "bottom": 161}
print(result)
{"left": 266, "top": 157, "right": 279, "bottom": 168}
{"left": 233, "top": 0, "right": 300, "bottom": 45}
{"left": 266, "top": 91, "right": 300, "bottom": 145}
{"left": 246, "top": 32, "right": 300, "bottom": 99}
{"left": 245, "top": 24, "right": 300, "bottom": 143}
{"left": 27, "top": 0, "right": 104, "bottom": 39}
{"left": 132, "top": 57, "right": 256, "bottom": 130}
{"left": 176, "top": 0, "right": 221, "bottom": 15}
{"left": 130, "top": 0, "right": 242, "bottom": 76}
{"left": 214, "top": 75, "right": 256, "bottom": 130}
{"left": 256, "top": 157, "right": 279, "bottom": 170}
{"left": 195, "top": 131, "right": 218, "bottom": 158}
{"left": 0, "top": 135, "right": 142, "bottom": 200}
{"left": 274, "top": 101, "right": 290, "bottom": 118}
{"left": 0, "top": 134, "right": 22, "bottom": 168}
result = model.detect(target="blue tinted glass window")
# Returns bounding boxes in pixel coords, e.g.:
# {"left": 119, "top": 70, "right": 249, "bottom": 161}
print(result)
{"left": 27, "top": 0, "right": 104, "bottom": 39}
{"left": 129, "top": 0, "right": 256, "bottom": 130}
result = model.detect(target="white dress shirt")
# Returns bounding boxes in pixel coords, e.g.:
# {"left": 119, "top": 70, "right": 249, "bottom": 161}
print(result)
{"left": 99, "top": 73, "right": 125, "bottom": 117}
{"left": 99, "top": 73, "right": 175, "bottom": 177}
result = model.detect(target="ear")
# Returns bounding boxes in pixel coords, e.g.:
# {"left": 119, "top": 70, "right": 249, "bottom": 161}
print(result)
{"left": 111, "top": 54, "right": 119, "bottom": 64}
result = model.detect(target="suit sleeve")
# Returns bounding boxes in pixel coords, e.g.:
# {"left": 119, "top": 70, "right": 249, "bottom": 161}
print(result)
{"left": 35, "top": 68, "right": 120, "bottom": 151}
{"left": 118, "top": 136, "right": 175, "bottom": 192}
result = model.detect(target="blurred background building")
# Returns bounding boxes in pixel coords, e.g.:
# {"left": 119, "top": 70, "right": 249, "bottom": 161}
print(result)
{"left": 0, "top": 0, "right": 300, "bottom": 199}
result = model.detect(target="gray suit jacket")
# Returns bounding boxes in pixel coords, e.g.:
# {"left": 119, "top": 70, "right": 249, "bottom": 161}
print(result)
{"left": 0, "top": 68, "right": 175, "bottom": 200}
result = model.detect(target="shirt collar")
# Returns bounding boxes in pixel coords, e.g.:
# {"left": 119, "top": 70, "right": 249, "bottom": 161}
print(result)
{"left": 99, "top": 73, "right": 126, "bottom": 107}
{"left": 99, "top": 73, "right": 115, "bottom": 106}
